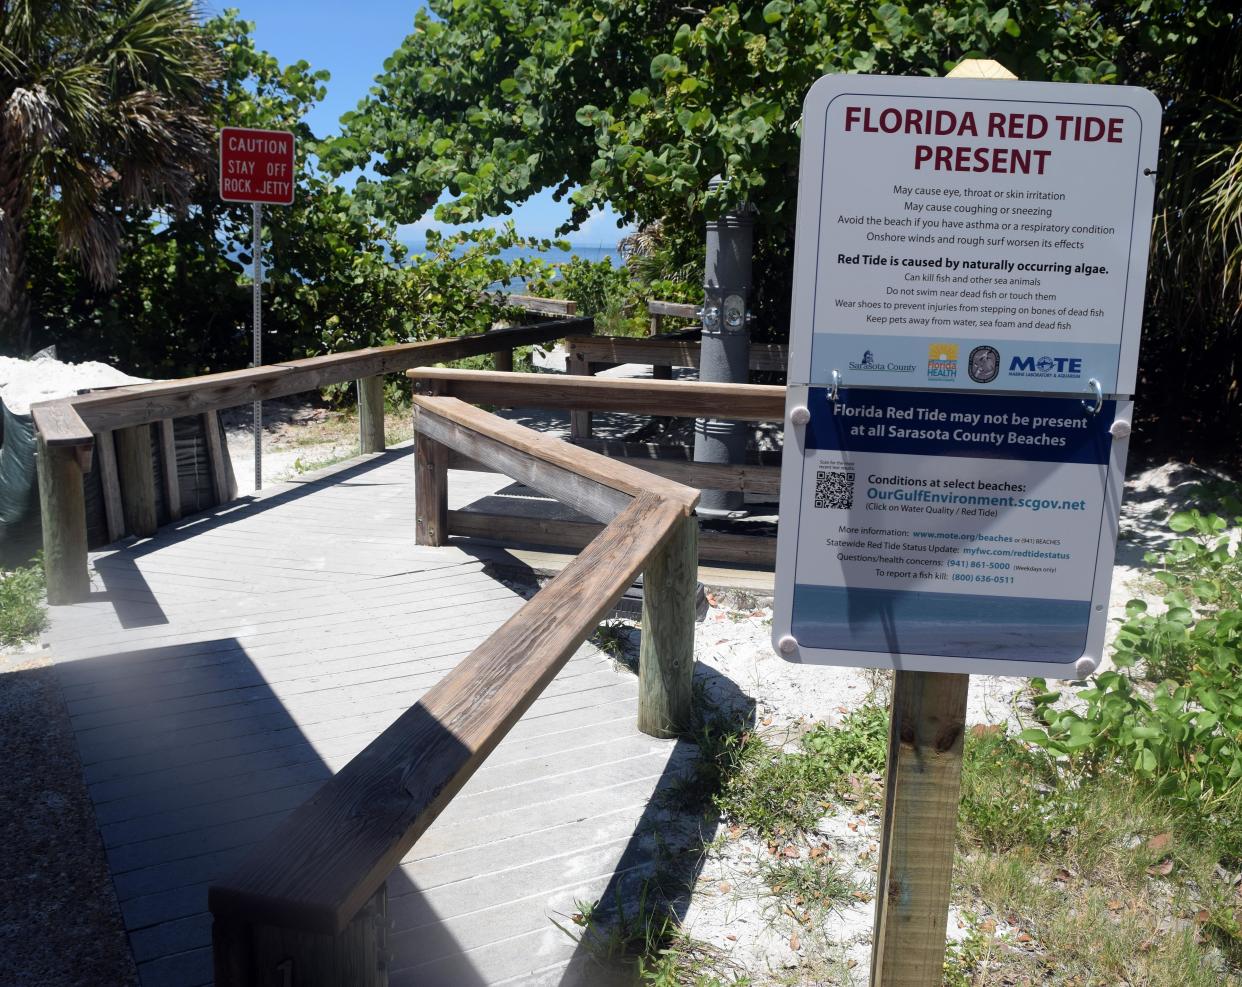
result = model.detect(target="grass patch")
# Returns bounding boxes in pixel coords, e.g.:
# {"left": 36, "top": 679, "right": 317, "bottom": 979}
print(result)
{"left": 0, "top": 557, "right": 48, "bottom": 649}
{"left": 693, "top": 704, "right": 889, "bottom": 840}
{"left": 760, "top": 853, "right": 859, "bottom": 919}
{"left": 554, "top": 878, "right": 750, "bottom": 986}
{"left": 957, "top": 727, "right": 1242, "bottom": 984}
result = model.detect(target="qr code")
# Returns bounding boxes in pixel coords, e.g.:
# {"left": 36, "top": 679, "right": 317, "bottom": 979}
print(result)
{"left": 815, "top": 470, "right": 855, "bottom": 509}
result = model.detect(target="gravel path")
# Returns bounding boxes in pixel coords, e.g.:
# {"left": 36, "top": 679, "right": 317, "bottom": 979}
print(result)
{"left": 0, "top": 648, "right": 137, "bottom": 987}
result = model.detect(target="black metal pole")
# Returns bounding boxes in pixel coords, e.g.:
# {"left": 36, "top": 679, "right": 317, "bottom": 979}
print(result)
{"left": 694, "top": 177, "right": 753, "bottom": 516}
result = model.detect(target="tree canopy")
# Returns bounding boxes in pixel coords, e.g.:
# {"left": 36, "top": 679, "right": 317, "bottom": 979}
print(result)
{"left": 329, "top": 1, "right": 1225, "bottom": 233}
{"left": 0, "top": 0, "right": 218, "bottom": 352}
{"left": 331, "top": 0, "right": 1242, "bottom": 429}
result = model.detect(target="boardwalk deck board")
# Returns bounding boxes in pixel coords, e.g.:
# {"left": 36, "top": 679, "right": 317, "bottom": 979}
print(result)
{"left": 42, "top": 447, "right": 692, "bottom": 987}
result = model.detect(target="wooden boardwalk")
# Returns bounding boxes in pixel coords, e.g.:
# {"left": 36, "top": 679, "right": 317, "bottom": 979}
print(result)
{"left": 44, "top": 447, "right": 695, "bottom": 986}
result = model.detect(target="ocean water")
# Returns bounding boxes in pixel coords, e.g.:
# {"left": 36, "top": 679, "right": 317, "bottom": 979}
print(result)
{"left": 399, "top": 241, "right": 624, "bottom": 268}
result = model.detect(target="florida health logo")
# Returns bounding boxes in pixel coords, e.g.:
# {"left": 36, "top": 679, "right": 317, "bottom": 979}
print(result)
{"left": 927, "top": 342, "right": 958, "bottom": 381}
{"left": 848, "top": 349, "right": 917, "bottom": 373}
{"left": 1008, "top": 355, "right": 1084, "bottom": 380}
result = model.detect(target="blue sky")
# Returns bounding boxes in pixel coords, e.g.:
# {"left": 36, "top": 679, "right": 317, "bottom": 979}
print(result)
{"left": 207, "top": 1, "right": 629, "bottom": 245}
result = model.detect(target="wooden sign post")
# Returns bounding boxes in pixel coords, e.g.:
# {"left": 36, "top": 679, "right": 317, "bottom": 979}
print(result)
{"left": 870, "top": 58, "right": 1007, "bottom": 987}
{"left": 771, "top": 57, "right": 1162, "bottom": 984}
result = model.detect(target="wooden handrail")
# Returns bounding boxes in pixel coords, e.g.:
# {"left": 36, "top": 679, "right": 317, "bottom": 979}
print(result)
{"left": 647, "top": 299, "right": 697, "bottom": 319}
{"left": 208, "top": 491, "right": 686, "bottom": 937}
{"left": 565, "top": 334, "right": 788, "bottom": 373}
{"left": 210, "top": 396, "right": 701, "bottom": 982}
{"left": 31, "top": 319, "right": 590, "bottom": 444}
{"left": 30, "top": 318, "right": 592, "bottom": 605}
{"left": 479, "top": 292, "right": 578, "bottom": 316}
{"left": 411, "top": 395, "right": 699, "bottom": 518}
{"left": 407, "top": 367, "right": 786, "bottom": 421}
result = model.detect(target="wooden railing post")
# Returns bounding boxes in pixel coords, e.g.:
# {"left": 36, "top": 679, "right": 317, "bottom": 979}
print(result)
{"left": 567, "top": 346, "right": 593, "bottom": 441}
{"left": 637, "top": 514, "right": 698, "bottom": 738}
{"left": 116, "top": 424, "right": 158, "bottom": 537}
{"left": 35, "top": 438, "right": 90, "bottom": 604}
{"left": 157, "top": 420, "right": 182, "bottom": 522}
{"left": 870, "top": 671, "right": 969, "bottom": 985}
{"left": 414, "top": 406, "right": 448, "bottom": 547}
{"left": 491, "top": 348, "right": 514, "bottom": 372}
{"left": 94, "top": 431, "right": 125, "bottom": 543}
{"left": 213, "top": 882, "right": 389, "bottom": 987}
{"left": 357, "top": 375, "right": 386, "bottom": 454}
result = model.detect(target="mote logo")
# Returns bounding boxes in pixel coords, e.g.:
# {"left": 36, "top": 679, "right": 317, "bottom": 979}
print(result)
{"left": 1008, "top": 355, "right": 1083, "bottom": 379}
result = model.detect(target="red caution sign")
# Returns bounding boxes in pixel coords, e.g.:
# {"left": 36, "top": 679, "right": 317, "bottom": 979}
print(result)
{"left": 219, "top": 127, "right": 295, "bottom": 205}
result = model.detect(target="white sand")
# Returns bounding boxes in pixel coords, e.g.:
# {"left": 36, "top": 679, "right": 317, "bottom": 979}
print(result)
{"left": 0, "top": 355, "right": 146, "bottom": 416}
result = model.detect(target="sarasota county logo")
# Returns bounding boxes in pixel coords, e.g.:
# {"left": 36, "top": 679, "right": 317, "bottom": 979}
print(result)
{"left": 847, "top": 349, "right": 917, "bottom": 374}
{"left": 968, "top": 345, "right": 1000, "bottom": 384}
{"left": 927, "top": 342, "right": 958, "bottom": 381}
{"left": 1007, "top": 355, "right": 1084, "bottom": 380}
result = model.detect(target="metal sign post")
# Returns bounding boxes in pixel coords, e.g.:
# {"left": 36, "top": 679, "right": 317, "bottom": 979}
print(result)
{"left": 218, "top": 126, "right": 295, "bottom": 492}
{"left": 252, "top": 202, "right": 262, "bottom": 491}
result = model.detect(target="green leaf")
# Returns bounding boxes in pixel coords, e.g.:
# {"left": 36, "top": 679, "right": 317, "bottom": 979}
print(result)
{"left": 764, "top": 1, "right": 791, "bottom": 24}
{"left": 650, "top": 53, "right": 683, "bottom": 80}
{"left": 1167, "top": 607, "right": 1194, "bottom": 625}
{"left": 1167, "top": 511, "right": 1197, "bottom": 532}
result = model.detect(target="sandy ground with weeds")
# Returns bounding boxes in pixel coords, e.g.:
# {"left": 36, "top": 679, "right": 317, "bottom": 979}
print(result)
{"left": 619, "top": 459, "right": 1229, "bottom": 985}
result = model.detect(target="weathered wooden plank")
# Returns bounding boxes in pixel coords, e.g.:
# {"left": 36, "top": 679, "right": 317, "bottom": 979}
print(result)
{"left": 481, "top": 293, "right": 578, "bottom": 316}
{"left": 572, "top": 436, "right": 781, "bottom": 466}
{"left": 208, "top": 491, "right": 683, "bottom": 936}
{"left": 871, "top": 671, "right": 970, "bottom": 987}
{"left": 116, "top": 424, "right": 158, "bottom": 538}
{"left": 94, "top": 431, "right": 126, "bottom": 544}
{"left": 158, "top": 420, "right": 181, "bottom": 522}
{"left": 647, "top": 300, "right": 698, "bottom": 319}
{"left": 449, "top": 449, "right": 781, "bottom": 496}
{"left": 446, "top": 510, "right": 776, "bottom": 566}
{"left": 30, "top": 401, "right": 94, "bottom": 470}
{"left": 565, "top": 335, "right": 788, "bottom": 372}
{"left": 44, "top": 320, "right": 589, "bottom": 435}
{"left": 413, "top": 404, "right": 630, "bottom": 524}
{"left": 407, "top": 368, "right": 786, "bottom": 421}
{"left": 638, "top": 515, "right": 697, "bottom": 738}
{"left": 357, "top": 376, "right": 385, "bottom": 454}
{"left": 36, "top": 438, "right": 91, "bottom": 604}
{"left": 412, "top": 395, "right": 698, "bottom": 518}
{"left": 202, "top": 412, "right": 235, "bottom": 505}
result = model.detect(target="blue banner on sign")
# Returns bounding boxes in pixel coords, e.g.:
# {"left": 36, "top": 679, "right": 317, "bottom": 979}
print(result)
{"left": 804, "top": 387, "right": 1115, "bottom": 465}
{"left": 791, "top": 585, "right": 1088, "bottom": 663}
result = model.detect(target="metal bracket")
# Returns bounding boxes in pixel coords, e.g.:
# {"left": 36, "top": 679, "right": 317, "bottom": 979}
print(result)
{"left": 828, "top": 369, "right": 842, "bottom": 408}
{"left": 1081, "top": 378, "right": 1103, "bottom": 415}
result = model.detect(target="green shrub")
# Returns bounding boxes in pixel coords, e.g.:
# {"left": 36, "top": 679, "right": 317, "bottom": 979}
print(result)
{"left": 0, "top": 558, "right": 48, "bottom": 648}
{"left": 1020, "top": 508, "right": 1242, "bottom": 854}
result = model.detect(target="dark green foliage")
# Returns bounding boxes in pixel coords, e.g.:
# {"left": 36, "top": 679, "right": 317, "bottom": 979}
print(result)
{"left": 330, "top": 0, "right": 1242, "bottom": 437}
{"left": 22, "top": 10, "right": 547, "bottom": 379}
